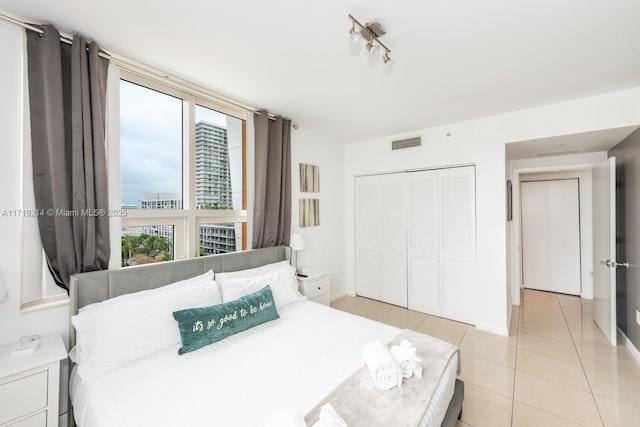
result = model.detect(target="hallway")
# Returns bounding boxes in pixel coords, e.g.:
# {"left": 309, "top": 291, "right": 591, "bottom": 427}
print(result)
{"left": 331, "top": 289, "right": 640, "bottom": 426}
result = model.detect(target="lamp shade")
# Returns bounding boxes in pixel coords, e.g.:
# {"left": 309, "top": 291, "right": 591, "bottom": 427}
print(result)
{"left": 289, "top": 234, "right": 305, "bottom": 251}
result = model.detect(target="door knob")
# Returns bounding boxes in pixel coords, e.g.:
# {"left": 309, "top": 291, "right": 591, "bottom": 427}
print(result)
{"left": 613, "top": 261, "right": 629, "bottom": 268}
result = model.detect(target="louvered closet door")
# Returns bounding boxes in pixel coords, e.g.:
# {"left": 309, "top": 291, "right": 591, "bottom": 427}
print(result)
{"left": 355, "top": 176, "right": 381, "bottom": 300}
{"left": 379, "top": 173, "right": 408, "bottom": 307}
{"left": 407, "top": 170, "right": 440, "bottom": 315}
{"left": 439, "top": 166, "right": 476, "bottom": 324}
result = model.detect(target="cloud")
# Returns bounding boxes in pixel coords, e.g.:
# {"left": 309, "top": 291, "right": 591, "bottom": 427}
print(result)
{"left": 120, "top": 80, "right": 183, "bottom": 206}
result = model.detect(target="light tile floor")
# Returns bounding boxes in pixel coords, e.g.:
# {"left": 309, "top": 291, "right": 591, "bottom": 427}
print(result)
{"left": 330, "top": 289, "right": 640, "bottom": 427}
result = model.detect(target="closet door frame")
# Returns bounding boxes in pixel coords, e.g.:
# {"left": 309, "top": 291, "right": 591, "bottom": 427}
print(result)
{"left": 521, "top": 178, "right": 581, "bottom": 295}
{"left": 355, "top": 165, "right": 476, "bottom": 324}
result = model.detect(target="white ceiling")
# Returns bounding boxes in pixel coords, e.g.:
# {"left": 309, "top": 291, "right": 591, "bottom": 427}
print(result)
{"left": 1, "top": 1, "right": 640, "bottom": 143}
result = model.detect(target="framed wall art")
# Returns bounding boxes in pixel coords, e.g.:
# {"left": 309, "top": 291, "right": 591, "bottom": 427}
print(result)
{"left": 299, "top": 198, "right": 319, "bottom": 227}
{"left": 299, "top": 163, "right": 320, "bottom": 193}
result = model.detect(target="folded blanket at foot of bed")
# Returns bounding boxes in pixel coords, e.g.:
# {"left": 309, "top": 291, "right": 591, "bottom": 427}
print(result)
{"left": 304, "top": 329, "right": 460, "bottom": 427}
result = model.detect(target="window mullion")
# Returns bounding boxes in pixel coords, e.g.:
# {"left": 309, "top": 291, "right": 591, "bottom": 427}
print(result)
{"left": 185, "top": 95, "right": 197, "bottom": 259}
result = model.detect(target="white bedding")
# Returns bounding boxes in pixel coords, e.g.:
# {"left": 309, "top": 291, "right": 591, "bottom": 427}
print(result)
{"left": 71, "top": 300, "right": 457, "bottom": 427}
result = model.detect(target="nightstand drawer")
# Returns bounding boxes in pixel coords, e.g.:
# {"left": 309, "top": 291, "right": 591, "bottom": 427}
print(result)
{"left": 0, "top": 371, "right": 48, "bottom": 425}
{"left": 8, "top": 411, "right": 47, "bottom": 427}
{"left": 303, "top": 277, "right": 329, "bottom": 299}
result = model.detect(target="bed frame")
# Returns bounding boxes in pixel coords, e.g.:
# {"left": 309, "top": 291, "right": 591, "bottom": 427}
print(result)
{"left": 68, "top": 246, "right": 463, "bottom": 426}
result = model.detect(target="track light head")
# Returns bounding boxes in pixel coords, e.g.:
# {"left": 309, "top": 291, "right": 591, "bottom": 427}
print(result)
{"left": 349, "top": 24, "right": 361, "bottom": 43}
{"left": 366, "top": 41, "right": 380, "bottom": 56}
{"left": 382, "top": 51, "right": 394, "bottom": 67}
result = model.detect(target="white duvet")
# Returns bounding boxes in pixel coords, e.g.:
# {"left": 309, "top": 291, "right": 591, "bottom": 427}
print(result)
{"left": 71, "top": 300, "right": 456, "bottom": 427}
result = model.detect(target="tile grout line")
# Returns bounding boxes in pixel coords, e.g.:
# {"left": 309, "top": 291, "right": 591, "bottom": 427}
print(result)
{"left": 556, "top": 293, "right": 607, "bottom": 427}
{"left": 510, "top": 293, "right": 522, "bottom": 427}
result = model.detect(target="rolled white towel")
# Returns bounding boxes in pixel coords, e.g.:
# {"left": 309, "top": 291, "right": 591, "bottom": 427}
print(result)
{"left": 413, "top": 361, "right": 423, "bottom": 379}
{"left": 264, "top": 409, "right": 306, "bottom": 427}
{"left": 390, "top": 345, "right": 416, "bottom": 378}
{"left": 362, "top": 340, "right": 403, "bottom": 390}
{"left": 312, "top": 403, "right": 348, "bottom": 427}
{"left": 391, "top": 340, "right": 423, "bottom": 379}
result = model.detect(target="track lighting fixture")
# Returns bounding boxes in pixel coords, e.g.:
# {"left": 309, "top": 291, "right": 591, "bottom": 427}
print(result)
{"left": 348, "top": 14, "right": 393, "bottom": 67}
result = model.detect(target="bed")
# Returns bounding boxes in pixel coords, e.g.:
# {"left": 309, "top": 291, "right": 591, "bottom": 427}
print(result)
{"left": 68, "top": 246, "right": 463, "bottom": 427}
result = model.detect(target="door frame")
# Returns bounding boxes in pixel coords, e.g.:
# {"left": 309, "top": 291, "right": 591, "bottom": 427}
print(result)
{"left": 520, "top": 178, "right": 582, "bottom": 295}
{"left": 510, "top": 164, "right": 598, "bottom": 305}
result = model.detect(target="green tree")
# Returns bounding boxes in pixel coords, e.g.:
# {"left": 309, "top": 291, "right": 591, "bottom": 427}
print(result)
{"left": 121, "top": 233, "right": 172, "bottom": 265}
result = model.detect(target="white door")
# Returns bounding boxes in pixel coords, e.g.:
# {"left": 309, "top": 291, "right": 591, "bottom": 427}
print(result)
{"left": 521, "top": 180, "right": 581, "bottom": 295}
{"left": 593, "top": 158, "right": 617, "bottom": 345}
{"left": 379, "top": 174, "right": 407, "bottom": 307}
{"left": 355, "top": 176, "right": 381, "bottom": 300}
{"left": 439, "top": 166, "right": 476, "bottom": 324}
{"left": 407, "top": 170, "right": 440, "bottom": 315}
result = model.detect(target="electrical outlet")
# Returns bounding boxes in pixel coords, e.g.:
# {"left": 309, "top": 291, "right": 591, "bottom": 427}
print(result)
{"left": 636, "top": 310, "right": 640, "bottom": 326}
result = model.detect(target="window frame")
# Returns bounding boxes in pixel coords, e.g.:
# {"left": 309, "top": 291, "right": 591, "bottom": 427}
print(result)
{"left": 114, "top": 69, "right": 247, "bottom": 266}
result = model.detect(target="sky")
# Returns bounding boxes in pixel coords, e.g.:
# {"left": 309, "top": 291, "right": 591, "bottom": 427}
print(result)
{"left": 120, "top": 80, "right": 229, "bottom": 206}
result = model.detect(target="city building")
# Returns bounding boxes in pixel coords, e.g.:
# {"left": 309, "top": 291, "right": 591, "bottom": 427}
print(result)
{"left": 195, "top": 121, "right": 232, "bottom": 209}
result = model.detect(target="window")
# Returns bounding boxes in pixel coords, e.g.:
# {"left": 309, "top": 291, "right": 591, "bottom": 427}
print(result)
{"left": 117, "top": 72, "right": 247, "bottom": 267}
{"left": 120, "top": 80, "right": 183, "bottom": 210}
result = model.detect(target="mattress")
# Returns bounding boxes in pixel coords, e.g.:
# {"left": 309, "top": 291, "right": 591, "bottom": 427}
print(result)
{"left": 70, "top": 300, "right": 457, "bottom": 427}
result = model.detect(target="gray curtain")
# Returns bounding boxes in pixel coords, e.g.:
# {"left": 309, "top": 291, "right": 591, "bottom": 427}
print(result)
{"left": 27, "top": 25, "right": 110, "bottom": 292}
{"left": 253, "top": 110, "right": 291, "bottom": 248}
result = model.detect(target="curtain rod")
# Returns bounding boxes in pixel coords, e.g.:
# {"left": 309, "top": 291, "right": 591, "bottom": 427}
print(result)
{"left": 0, "top": 11, "right": 284, "bottom": 122}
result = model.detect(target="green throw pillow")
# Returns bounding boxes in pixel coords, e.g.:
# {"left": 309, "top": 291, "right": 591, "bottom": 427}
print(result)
{"left": 173, "top": 285, "right": 280, "bottom": 355}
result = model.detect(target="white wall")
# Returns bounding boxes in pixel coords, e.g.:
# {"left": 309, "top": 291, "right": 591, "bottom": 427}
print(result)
{"left": 346, "top": 126, "right": 507, "bottom": 334}
{"left": 290, "top": 127, "right": 345, "bottom": 300}
{"left": 346, "top": 87, "right": 640, "bottom": 336}
{"left": 0, "top": 20, "right": 70, "bottom": 424}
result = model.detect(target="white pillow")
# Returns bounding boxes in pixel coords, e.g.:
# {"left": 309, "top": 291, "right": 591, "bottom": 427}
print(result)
{"left": 217, "top": 264, "right": 303, "bottom": 309}
{"left": 214, "top": 260, "right": 291, "bottom": 280}
{"left": 71, "top": 270, "right": 220, "bottom": 382}
{"left": 77, "top": 270, "right": 217, "bottom": 313}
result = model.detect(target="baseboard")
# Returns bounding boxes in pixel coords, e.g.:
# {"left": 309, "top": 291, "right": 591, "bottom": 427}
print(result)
{"left": 474, "top": 322, "right": 509, "bottom": 337}
{"left": 330, "top": 291, "right": 346, "bottom": 302}
{"left": 617, "top": 327, "right": 640, "bottom": 365}
{"left": 580, "top": 291, "right": 593, "bottom": 300}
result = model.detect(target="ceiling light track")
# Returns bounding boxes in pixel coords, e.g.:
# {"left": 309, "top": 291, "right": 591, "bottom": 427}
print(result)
{"left": 348, "top": 14, "right": 393, "bottom": 67}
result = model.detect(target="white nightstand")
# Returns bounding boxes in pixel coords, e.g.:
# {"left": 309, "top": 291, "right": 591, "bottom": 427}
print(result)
{"left": 297, "top": 270, "right": 330, "bottom": 306}
{"left": 0, "top": 334, "right": 67, "bottom": 427}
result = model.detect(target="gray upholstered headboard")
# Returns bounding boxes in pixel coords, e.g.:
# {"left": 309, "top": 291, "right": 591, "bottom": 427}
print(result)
{"left": 68, "top": 246, "right": 289, "bottom": 348}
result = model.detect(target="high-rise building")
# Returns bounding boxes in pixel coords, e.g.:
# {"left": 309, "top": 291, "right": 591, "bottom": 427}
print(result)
{"left": 199, "top": 223, "right": 238, "bottom": 255}
{"left": 195, "top": 121, "right": 237, "bottom": 255}
{"left": 195, "top": 121, "right": 232, "bottom": 209}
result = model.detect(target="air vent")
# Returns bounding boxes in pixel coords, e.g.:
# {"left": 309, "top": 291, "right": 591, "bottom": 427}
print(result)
{"left": 392, "top": 137, "right": 421, "bottom": 150}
